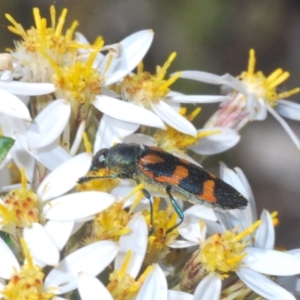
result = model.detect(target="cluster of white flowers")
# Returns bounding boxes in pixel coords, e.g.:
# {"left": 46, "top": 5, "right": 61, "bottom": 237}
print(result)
{"left": 0, "top": 6, "right": 300, "bottom": 300}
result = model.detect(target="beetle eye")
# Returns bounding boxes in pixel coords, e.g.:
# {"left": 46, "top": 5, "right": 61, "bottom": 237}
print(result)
{"left": 91, "top": 148, "right": 108, "bottom": 170}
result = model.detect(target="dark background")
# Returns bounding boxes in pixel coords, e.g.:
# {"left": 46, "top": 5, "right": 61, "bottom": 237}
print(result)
{"left": 1, "top": 0, "right": 300, "bottom": 249}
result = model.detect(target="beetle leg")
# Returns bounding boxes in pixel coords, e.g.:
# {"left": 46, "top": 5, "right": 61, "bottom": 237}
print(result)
{"left": 166, "top": 186, "right": 184, "bottom": 235}
{"left": 141, "top": 188, "right": 154, "bottom": 235}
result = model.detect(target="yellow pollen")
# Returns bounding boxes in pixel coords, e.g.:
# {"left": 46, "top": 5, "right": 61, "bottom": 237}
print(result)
{"left": 118, "top": 250, "right": 132, "bottom": 279}
{"left": 270, "top": 211, "right": 279, "bottom": 227}
{"left": 0, "top": 175, "right": 41, "bottom": 229}
{"left": 21, "top": 238, "right": 33, "bottom": 269}
{"left": 20, "top": 167, "right": 27, "bottom": 190}
{"left": 187, "top": 107, "right": 201, "bottom": 122}
{"left": 82, "top": 132, "right": 92, "bottom": 153}
{"left": 233, "top": 219, "right": 262, "bottom": 242}
{"left": 197, "top": 129, "right": 221, "bottom": 139}
{"left": 1, "top": 238, "right": 54, "bottom": 300}
{"left": 240, "top": 49, "right": 300, "bottom": 107}
{"left": 77, "top": 168, "right": 120, "bottom": 193}
{"left": 153, "top": 108, "right": 221, "bottom": 155}
{"left": 247, "top": 49, "right": 255, "bottom": 75}
{"left": 52, "top": 59, "right": 102, "bottom": 104}
{"left": 200, "top": 230, "right": 247, "bottom": 277}
{"left": 143, "top": 198, "right": 179, "bottom": 264}
{"left": 137, "top": 61, "right": 144, "bottom": 75}
{"left": 107, "top": 262, "right": 152, "bottom": 300}
{"left": 121, "top": 52, "right": 180, "bottom": 107}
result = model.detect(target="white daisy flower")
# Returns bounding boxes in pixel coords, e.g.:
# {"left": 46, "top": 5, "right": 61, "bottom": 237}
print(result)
{"left": 178, "top": 49, "right": 300, "bottom": 148}
{"left": 178, "top": 165, "right": 299, "bottom": 300}
{"left": 0, "top": 151, "right": 117, "bottom": 267}
{"left": 6, "top": 6, "right": 159, "bottom": 154}
{"left": 118, "top": 52, "right": 199, "bottom": 136}
{"left": 78, "top": 239, "right": 151, "bottom": 300}
{"left": 0, "top": 236, "right": 119, "bottom": 299}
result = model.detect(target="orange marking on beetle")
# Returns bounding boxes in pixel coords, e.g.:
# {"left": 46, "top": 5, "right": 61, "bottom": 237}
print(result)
{"left": 155, "top": 165, "right": 189, "bottom": 185}
{"left": 173, "top": 165, "right": 189, "bottom": 179}
{"left": 139, "top": 154, "right": 165, "bottom": 165}
{"left": 199, "top": 180, "right": 217, "bottom": 203}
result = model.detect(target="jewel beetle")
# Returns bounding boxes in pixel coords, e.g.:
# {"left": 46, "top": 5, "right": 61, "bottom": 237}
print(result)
{"left": 79, "top": 143, "right": 248, "bottom": 233}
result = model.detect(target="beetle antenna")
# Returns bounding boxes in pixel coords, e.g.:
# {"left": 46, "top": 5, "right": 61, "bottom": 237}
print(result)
{"left": 77, "top": 175, "right": 115, "bottom": 184}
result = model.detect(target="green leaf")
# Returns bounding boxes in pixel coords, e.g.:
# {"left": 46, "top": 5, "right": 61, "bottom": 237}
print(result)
{"left": 0, "top": 136, "right": 15, "bottom": 164}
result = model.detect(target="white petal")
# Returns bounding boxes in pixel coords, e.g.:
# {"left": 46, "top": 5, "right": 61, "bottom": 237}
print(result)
{"left": 78, "top": 273, "right": 113, "bottom": 300}
{"left": 44, "top": 220, "right": 74, "bottom": 251}
{"left": 94, "top": 95, "right": 165, "bottom": 129}
{"left": 94, "top": 114, "right": 139, "bottom": 151}
{"left": 10, "top": 140, "right": 35, "bottom": 182}
{"left": 0, "top": 113, "right": 28, "bottom": 138}
{"left": 151, "top": 101, "right": 197, "bottom": 136}
{"left": 189, "top": 127, "right": 240, "bottom": 155}
{"left": 278, "top": 275, "right": 300, "bottom": 297}
{"left": 23, "top": 223, "right": 60, "bottom": 266}
{"left": 70, "top": 120, "right": 86, "bottom": 156}
{"left": 219, "top": 73, "right": 248, "bottom": 94}
{"left": 75, "top": 32, "right": 90, "bottom": 45}
{"left": 233, "top": 167, "right": 257, "bottom": 224}
{"left": 169, "top": 95, "right": 228, "bottom": 103}
{"left": 37, "top": 152, "right": 93, "bottom": 201}
{"left": 45, "top": 241, "right": 119, "bottom": 294}
{"left": 136, "top": 264, "right": 167, "bottom": 300}
{"left": 179, "top": 71, "right": 224, "bottom": 84}
{"left": 0, "top": 88, "right": 31, "bottom": 120}
{"left": 115, "top": 214, "right": 148, "bottom": 278}
{"left": 16, "top": 134, "right": 72, "bottom": 171}
{"left": 101, "top": 30, "right": 154, "bottom": 85}
{"left": 169, "top": 240, "right": 199, "bottom": 248}
{"left": 26, "top": 99, "right": 71, "bottom": 149}
{"left": 267, "top": 104, "right": 300, "bottom": 148}
{"left": 288, "top": 249, "right": 300, "bottom": 258}
{"left": 167, "top": 290, "right": 193, "bottom": 300}
{"left": 237, "top": 267, "right": 295, "bottom": 300}
{"left": 43, "top": 192, "right": 117, "bottom": 221}
{"left": 0, "top": 237, "right": 20, "bottom": 279}
{"left": 220, "top": 164, "right": 248, "bottom": 199}
{"left": 275, "top": 99, "right": 300, "bottom": 121}
{"left": 244, "top": 247, "right": 300, "bottom": 275}
{"left": 123, "top": 133, "right": 156, "bottom": 146}
{"left": 247, "top": 95, "right": 267, "bottom": 120}
{"left": 255, "top": 210, "right": 275, "bottom": 250}
{"left": 0, "top": 81, "right": 55, "bottom": 95}
{"left": 215, "top": 210, "right": 246, "bottom": 232}
{"left": 219, "top": 164, "right": 253, "bottom": 230}
{"left": 193, "top": 273, "right": 221, "bottom": 300}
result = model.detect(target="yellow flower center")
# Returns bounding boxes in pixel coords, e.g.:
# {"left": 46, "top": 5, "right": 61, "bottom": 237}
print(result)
{"left": 1, "top": 239, "right": 54, "bottom": 300}
{"left": 107, "top": 251, "right": 152, "bottom": 300}
{"left": 200, "top": 212, "right": 278, "bottom": 278}
{"left": 143, "top": 197, "right": 179, "bottom": 264}
{"left": 5, "top": 6, "right": 87, "bottom": 82}
{"left": 239, "top": 49, "right": 300, "bottom": 106}
{"left": 52, "top": 59, "right": 102, "bottom": 105}
{"left": 83, "top": 184, "right": 145, "bottom": 243}
{"left": 154, "top": 107, "right": 220, "bottom": 155}
{"left": 89, "top": 199, "right": 131, "bottom": 242}
{"left": 0, "top": 169, "right": 41, "bottom": 230}
{"left": 121, "top": 52, "right": 181, "bottom": 108}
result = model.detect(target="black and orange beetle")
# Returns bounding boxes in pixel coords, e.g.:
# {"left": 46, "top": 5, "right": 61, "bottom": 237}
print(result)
{"left": 79, "top": 143, "right": 248, "bottom": 233}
